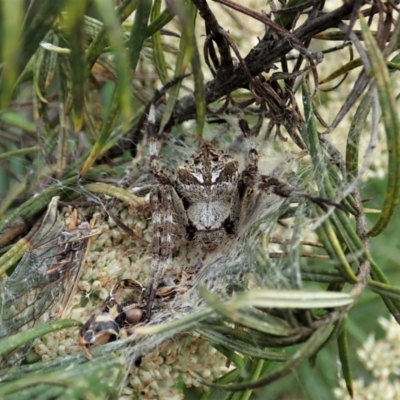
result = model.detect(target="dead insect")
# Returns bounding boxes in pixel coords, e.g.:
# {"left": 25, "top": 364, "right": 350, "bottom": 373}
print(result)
{"left": 0, "top": 197, "right": 100, "bottom": 366}
{"left": 78, "top": 311, "right": 120, "bottom": 360}
{"left": 79, "top": 279, "right": 145, "bottom": 359}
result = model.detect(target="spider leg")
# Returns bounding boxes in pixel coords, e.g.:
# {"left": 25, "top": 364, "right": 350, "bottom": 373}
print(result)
{"left": 147, "top": 185, "right": 177, "bottom": 319}
{"left": 146, "top": 103, "right": 186, "bottom": 318}
{"left": 146, "top": 104, "right": 174, "bottom": 319}
{"left": 222, "top": 119, "right": 260, "bottom": 235}
{"left": 147, "top": 187, "right": 163, "bottom": 318}
{"left": 238, "top": 119, "right": 342, "bottom": 210}
{"left": 238, "top": 159, "right": 343, "bottom": 210}
{"left": 147, "top": 103, "right": 176, "bottom": 186}
{"left": 259, "top": 175, "right": 343, "bottom": 210}
{"left": 147, "top": 104, "right": 163, "bottom": 177}
{"left": 146, "top": 184, "right": 189, "bottom": 319}
{"left": 239, "top": 119, "right": 258, "bottom": 169}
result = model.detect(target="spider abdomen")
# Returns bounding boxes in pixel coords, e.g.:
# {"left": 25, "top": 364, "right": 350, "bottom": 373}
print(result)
{"left": 183, "top": 200, "right": 234, "bottom": 247}
{"left": 187, "top": 201, "right": 231, "bottom": 231}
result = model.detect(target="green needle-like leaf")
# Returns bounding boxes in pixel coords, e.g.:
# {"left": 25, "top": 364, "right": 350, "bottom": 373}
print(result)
{"left": 337, "top": 318, "right": 353, "bottom": 398}
{"left": 151, "top": 0, "right": 169, "bottom": 84}
{"left": 361, "top": 19, "right": 400, "bottom": 237}
{"left": 93, "top": 0, "right": 133, "bottom": 125}
{"left": 128, "top": 0, "right": 152, "bottom": 72}
{"left": 0, "top": 320, "right": 81, "bottom": 358}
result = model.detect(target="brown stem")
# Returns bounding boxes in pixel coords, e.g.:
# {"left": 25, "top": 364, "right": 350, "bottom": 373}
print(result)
{"left": 170, "top": 1, "right": 356, "bottom": 126}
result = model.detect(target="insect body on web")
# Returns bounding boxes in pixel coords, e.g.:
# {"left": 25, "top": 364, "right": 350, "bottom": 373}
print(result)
{"left": 79, "top": 278, "right": 180, "bottom": 358}
{"left": 79, "top": 278, "right": 145, "bottom": 359}
{"left": 0, "top": 197, "right": 100, "bottom": 366}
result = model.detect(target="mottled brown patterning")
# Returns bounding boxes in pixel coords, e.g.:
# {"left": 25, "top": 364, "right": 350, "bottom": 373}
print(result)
{"left": 145, "top": 112, "right": 339, "bottom": 318}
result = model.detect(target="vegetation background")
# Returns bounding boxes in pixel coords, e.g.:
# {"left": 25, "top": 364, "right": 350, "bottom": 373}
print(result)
{"left": 0, "top": 0, "right": 400, "bottom": 399}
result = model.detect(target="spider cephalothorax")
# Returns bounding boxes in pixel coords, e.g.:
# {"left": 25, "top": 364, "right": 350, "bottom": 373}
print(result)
{"left": 145, "top": 112, "right": 339, "bottom": 318}
{"left": 176, "top": 143, "right": 240, "bottom": 246}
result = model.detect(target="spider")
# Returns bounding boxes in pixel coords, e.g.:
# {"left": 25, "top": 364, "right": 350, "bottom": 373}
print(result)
{"left": 145, "top": 106, "right": 340, "bottom": 319}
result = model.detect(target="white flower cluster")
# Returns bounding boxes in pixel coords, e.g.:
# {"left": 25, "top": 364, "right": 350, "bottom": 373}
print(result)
{"left": 32, "top": 200, "right": 231, "bottom": 397}
{"left": 334, "top": 317, "right": 400, "bottom": 400}
{"left": 34, "top": 202, "right": 151, "bottom": 358}
{"left": 121, "top": 335, "right": 230, "bottom": 399}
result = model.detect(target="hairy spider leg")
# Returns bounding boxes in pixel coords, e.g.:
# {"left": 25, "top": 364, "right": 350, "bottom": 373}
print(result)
{"left": 239, "top": 119, "right": 259, "bottom": 171}
{"left": 219, "top": 119, "right": 258, "bottom": 235}
{"left": 147, "top": 186, "right": 176, "bottom": 318}
{"left": 238, "top": 119, "right": 341, "bottom": 210}
{"left": 146, "top": 104, "right": 186, "bottom": 319}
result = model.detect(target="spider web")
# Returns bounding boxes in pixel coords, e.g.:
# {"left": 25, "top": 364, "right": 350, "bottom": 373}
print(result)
{"left": 0, "top": 197, "right": 98, "bottom": 367}
{"left": 113, "top": 120, "right": 337, "bottom": 379}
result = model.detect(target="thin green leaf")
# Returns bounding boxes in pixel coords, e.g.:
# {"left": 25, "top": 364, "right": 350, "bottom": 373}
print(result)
{"left": 319, "top": 59, "right": 362, "bottom": 85}
{"left": 173, "top": 0, "right": 205, "bottom": 138}
{"left": 346, "top": 93, "right": 372, "bottom": 180}
{"left": 33, "top": 32, "right": 58, "bottom": 104}
{"left": 209, "top": 287, "right": 354, "bottom": 310}
{"left": 151, "top": 0, "right": 169, "bottom": 84}
{"left": 64, "top": 0, "right": 88, "bottom": 131}
{"left": 337, "top": 318, "right": 353, "bottom": 398}
{"left": 86, "top": 0, "right": 138, "bottom": 69}
{"left": 83, "top": 183, "right": 146, "bottom": 206}
{"left": 0, "top": 0, "right": 24, "bottom": 108}
{"left": 315, "top": 207, "right": 358, "bottom": 284}
{"left": 368, "top": 258, "right": 400, "bottom": 323}
{"left": 0, "top": 176, "right": 78, "bottom": 234}
{"left": 135, "top": 307, "right": 214, "bottom": 335}
{"left": 159, "top": 29, "right": 191, "bottom": 131}
{"left": 0, "top": 320, "right": 81, "bottom": 358}
{"left": 128, "top": 0, "right": 152, "bottom": 72}
{"left": 203, "top": 324, "right": 333, "bottom": 391}
{"left": 0, "top": 356, "right": 124, "bottom": 397}
{"left": 55, "top": 54, "right": 71, "bottom": 177}
{"left": 302, "top": 80, "right": 359, "bottom": 283}
{"left": 0, "top": 179, "right": 28, "bottom": 217}
{"left": 146, "top": 7, "right": 175, "bottom": 37}
{"left": 202, "top": 324, "right": 304, "bottom": 347}
{"left": 0, "top": 146, "right": 40, "bottom": 162}
{"left": 80, "top": 84, "right": 120, "bottom": 177}
{"left": 199, "top": 329, "right": 289, "bottom": 361}
{"left": 233, "top": 359, "right": 266, "bottom": 400}
{"left": 211, "top": 343, "right": 245, "bottom": 369}
{"left": 93, "top": 0, "right": 133, "bottom": 124}
{"left": 368, "top": 279, "right": 400, "bottom": 302}
{"left": 0, "top": 112, "right": 36, "bottom": 132}
{"left": 0, "top": 0, "right": 68, "bottom": 108}
{"left": 0, "top": 238, "right": 29, "bottom": 275}
{"left": 361, "top": 19, "right": 400, "bottom": 236}
{"left": 0, "top": 376, "right": 71, "bottom": 397}
{"left": 200, "top": 291, "right": 294, "bottom": 336}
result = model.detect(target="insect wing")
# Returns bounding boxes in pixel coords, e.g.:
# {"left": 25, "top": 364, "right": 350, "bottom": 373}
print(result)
{"left": 0, "top": 197, "right": 99, "bottom": 365}
{"left": 0, "top": 198, "right": 64, "bottom": 338}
